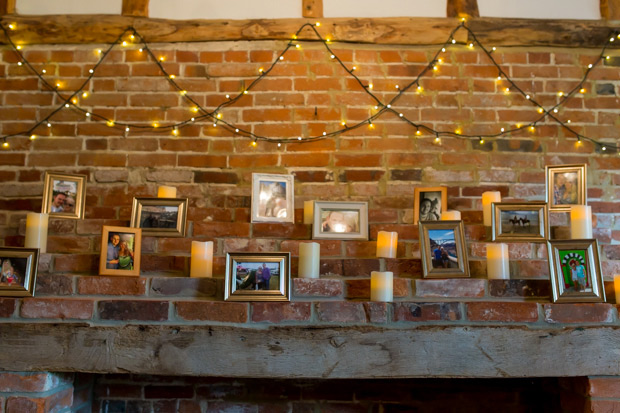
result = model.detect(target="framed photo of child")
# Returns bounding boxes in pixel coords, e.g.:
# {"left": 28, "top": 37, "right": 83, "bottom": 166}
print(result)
{"left": 251, "top": 173, "right": 294, "bottom": 223}
{"left": 312, "top": 201, "right": 368, "bottom": 240}
{"left": 41, "top": 172, "right": 87, "bottom": 219}
{"left": 0, "top": 247, "right": 39, "bottom": 297}
{"left": 99, "top": 226, "right": 142, "bottom": 277}
{"left": 545, "top": 164, "right": 586, "bottom": 212}
{"left": 413, "top": 186, "right": 447, "bottom": 224}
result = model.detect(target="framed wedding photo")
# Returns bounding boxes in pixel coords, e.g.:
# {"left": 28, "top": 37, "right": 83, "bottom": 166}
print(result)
{"left": 419, "top": 220, "right": 469, "bottom": 278}
{"left": 492, "top": 202, "right": 548, "bottom": 242}
{"left": 99, "top": 226, "right": 142, "bottom": 276}
{"left": 547, "top": 239, "right": 605, "bottom": 303}
{"left": 312, "top": 201, "right": 368, "bottom": 240}
{"left": 41, "top": 172, "right": 87, "bottom": 219}
{"left": 0, "top": 247, "right": 38, "bottom": 297}
{"left": 251, "top": 173, "right": 294, "bottom": 223}
{"left": 546, "top": 164, "right": 586, "bottom": 212}
{"left": 130, "top": 197, "right": 188, "bottom": 237}
{"left": 414, "top": 186, "right": 447, "bottom": 224}
{"left": 224, "top": 252, "right": 291, "bottom": 302}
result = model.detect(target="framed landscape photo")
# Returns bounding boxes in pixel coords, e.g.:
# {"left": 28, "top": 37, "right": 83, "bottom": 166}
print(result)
{"left": 251, "top": 173, "right": 294, "bottom": 223}
{"left": 547, "top": 239, "right": 605, "bottom": 303}
{"left": 99, "top": 226, "right": 142, "bottom": 276}
{"left": 312, "top": 201, "right": 368, "bottom": 240}
{"left": 492, "top": 201, "right": 548, "bottom": 242}
{"left": 414, "top": 186, "right": 447, "bottom": 224}
{"left": 0, "top": 247, "right": 38, "bottom": 297}
{"left": 419, "top": 220, "right": 469, "bottom": 278}
{"left": 130, "top": 197, "right": 188, "bottom": 237}
{"left": 41, "top": 172, "right": 87, "bottom": 219}
{"left": 546, "top": 164, "right": 587, "bottom": 212}
{"left": 224, "top": 252, "right": 290, "bottom": 301}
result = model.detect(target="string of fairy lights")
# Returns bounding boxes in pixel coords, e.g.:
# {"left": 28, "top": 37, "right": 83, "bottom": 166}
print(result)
{"left": 0, "top": 19, "right": 619, "bottom": 153}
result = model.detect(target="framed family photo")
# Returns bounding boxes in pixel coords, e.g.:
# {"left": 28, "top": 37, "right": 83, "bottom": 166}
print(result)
{"left": 546, "top": 164, "right": 587, "bottom": 212}
{"left": 419, "top": 221, "right": 469, "bottom": 278}
{"left": 130, "top": 197, "right": 188, "bottom": 237}
{"left": 251, "top": 173, "right": 294, "bottom": 223}
{"left": 0, "top": 247, "right": 38, "bottom": 297}
{"left": 547, "top": 239, "right": 605, "bottom": 303}
{"left": 492, "top": 202, "right": 548, "bottom": 242}
{"left": 99, "top": 226, "right": 142, "bottom": 276}
{"left": 224, "top": 252, "right": 290, "bottom": 301}
{"left": 312, "top": 201, "right": 368, "bottom": 240}
{"left": 41, "top": 172, "right": 87, "bottom": 219}
{"left": 414, "top": 186, "right": 447, "bottom": 224}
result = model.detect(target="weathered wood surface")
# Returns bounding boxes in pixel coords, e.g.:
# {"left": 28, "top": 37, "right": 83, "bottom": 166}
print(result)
{"left": 302, "top": 0, "right": 322, "bottom": 19}
{"left": 1, "top": 323, "right": 620, "bottom": 378}
{"left": 0, "top": 0, "right": 15, "bottom": 16}
{"left": 0, "top": 15, "right": 616, "bottom": 48}
{"left": 122, "top": 0, "right": 149, "bottom": 17}
{"left": 601, "top": 0, "right": 620, "bottom": 20}
{"left": 447, "top": 0, "right": 480, "bottom": 18}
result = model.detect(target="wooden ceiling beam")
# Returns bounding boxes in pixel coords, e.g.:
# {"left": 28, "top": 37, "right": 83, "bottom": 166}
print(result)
{"left": 302, "top": 0, "right": 323, "bottom": 18}
{"left": 122, "top": 0, "right": 149, "bottom": 17}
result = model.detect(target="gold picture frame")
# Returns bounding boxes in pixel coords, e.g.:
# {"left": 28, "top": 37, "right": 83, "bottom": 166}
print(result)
{"left": 419, "top": 220, "right": 469, "bottom": 278}
{"left": 99, "top": 226, "right": 142, "bottom": 276}
{"left": 312, "top": 201, "right": 368, "bottom": 240}
{"left": 41, "top": 172, "right": 87, "bottom": 219}
{"left": 0, "top": 247, "right": 38, "bottom": 297}
{"left": 413, "top": 186, "right": 448, "bottom": 224}
{"left": 545, "top": 164, "right": 587, "bottom": 212}
{"left": 130, "top": 197, "right": 188, "bottom": 237}
{"left": 492, "top": 202, "right": 548, "bottom": 242}
{"left": 225, "top": 252, "right": 291, "bottom": 302}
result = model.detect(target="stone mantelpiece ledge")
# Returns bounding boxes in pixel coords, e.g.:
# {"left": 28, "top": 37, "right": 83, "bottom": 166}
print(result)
{"left": 1, "top": 322, "right": 619, "bottom": 379}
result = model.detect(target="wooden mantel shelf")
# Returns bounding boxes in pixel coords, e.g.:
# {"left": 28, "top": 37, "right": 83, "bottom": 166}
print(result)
{"left": 1, "top": 322, "right": 619, "bottom": 378}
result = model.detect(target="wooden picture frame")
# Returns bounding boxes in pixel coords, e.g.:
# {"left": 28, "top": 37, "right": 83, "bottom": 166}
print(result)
{"left": 547, "top": 239, "right": 605, "bottom": 303}
{"left": 99, "top": 226, "right": 142, "bottom": 276}
{"left": 0, "top": 247, "right": 38, "bottom": 297}
{"left": 312, "top": 201, "right": 368, "bottom": 240}
{"left": 251, "top": 173, "right": 294, "bottom": 223}
{"left": 414, "top": 186, "right": 448, "bottom": 224}
{"left": 41, "top": 172, "right": 87, "bottom": 219}
{"left": 224, "top": 252, "right": 290, "bottom": 302}
{"left": 492, "top": 201, "right": 549, "bottom": 242}
{"left": 130, "top": 197, "right": 188, "bottom": 237}
{"left": 545, "top": 164, "right": 587, "bottom": 212}
{"left": 419, "top": 220, "right": 469, "bottom": 278}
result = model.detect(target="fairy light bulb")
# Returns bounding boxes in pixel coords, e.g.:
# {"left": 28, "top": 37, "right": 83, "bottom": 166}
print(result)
{"left": 71, "top": 97, "right": 78, "bottom": 104}
{"left": 468, "top": 43, "right": 474, "bottom": 48}
{"left": 107, "top": 120, "right": 115, "bottom": 127}
{"left": 416, "top": 129, "right": 421, "bottom": 136}
{"left": 315, "top": 22, "right": 321, "bottom": 27}
{"left": 243, "top": 90, "right": 249, "bottom": 94}
{"left": 47, "top": 122, "right": 51, "bottom": 127}
{"left": 85, "top": 112, "right": 91, "bottom": 117}
{"left": 441, "top": 48, "right": 446, "bottom": 52}
{"left": 295, "top": 44, "right": 300, "bottom": 49}
{"left": 153, "top": 122, "right": 159, "bottom": 128}
{"left": 504, "top": 87, "right": 510, "bottom": 93}
{"left": 451, "top": 39, "right": 456, "bottom": 44}
{"left": 159, "top": 56, "right": 165, "bottom": 62}
{"left": 538, "top": 108, "right": 544, "bottom": 113}
{"left": 279, "top": 56, "right": 284, "bottom": 61}
{"left": 226, "top": 94, "right": 230, "bottom": 99}
{"left": 341, "top": 121, "right": 347, "bottom": 127}
{"left": 479, "top": 137, "right": 484, "bottom": 144}
{"left": 588, "top": 64, "right": 593, "bottom": 68}
{"left": 41, "top": 69, "right": 46, "bottom": 74}
{"left": 180, "top": 90, "right": 187, "bottom": 95}
{"left": 351, "top": 66, "right": 357, "bottom": 71}
{"left": 558, "top": 91, "right": 564, "bottom": 97}
{"left": 368, "top": 83, "right": 373, "bottom": 90}
{"left": 2, "top": 142, "right": 8, "bottom": 148}
{"left": 580, "top": 88, "right": 586, "bottom": 94}
{"left": 417, "top": 86, "right": 423, "bottom": 93}
{"left": 435, "top": 135, "right": 441, "bottom": 143}
{"left": 82, "top": 92, "right": 89, "bottom": 98}
{"left": 298, "top": 136, "right": 302, "bottom": 140}
{"left": 330, "top": 54, "right": 335, "bottom": 59}
{"left": 525, "top": 95, "right": 530, "bottom": 99}
{"left": 172, "top": 128, "right": 179, "bottom": 136}
{"left": 553, "top": 108, "right": 558, "bottom": 113}
{"left": 252, "top": 140, "right": 257, "bottom": 147}
{"left": 96, "top": 49, "right": 102, "bottom": 54}
{"left": 29, "top": 134, "right": 36, "bottom": 140}
{"left": 16, "top": 45, "right": 22, "bottom": 50}
{"left": 500, "top": 128, "right": 505, "bottom": 132}
{"left": 235, "top": 128, "right": 239, "bottom": 133}
{"left": 8, "top": 24, "right": 14, "bottom": 30}
{"left": 125, "top": 127, "right": 130, "bottom": 132}
{"left": 65, "top": 103, "right": 70, "bottom": 108}
{"left": 17, "top": 62, "right": 22, "bottom": 66}
{"left": 277, "top": 142, "right": 282, "bottom": 147}
{"left": 169, "top": 74, "right": 175, "bottom": 79}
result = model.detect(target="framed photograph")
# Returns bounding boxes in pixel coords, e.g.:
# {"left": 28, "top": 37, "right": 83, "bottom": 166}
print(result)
{"left": 224, "top": 252, "right": 290, "bottom": 301}
{"left": 41, "top": 172, "right": 87, "bottom": 219}
{"left": 99, "top": 226, "right": 142, "bottom": 276}
{"left": 492, "top": 202, "right": 548, "bottom": 242}
{"left": 312, "top": 201, "right": 368, "bottom": 240}
{"left": 546, "top": 164, "right": 587, "bottom": 212}
{"left": 419, "top": 220, "right": 469, "bottom": 278}
{"left": 130, "top": 197, "right": 188, "bottom": 237}
{"left": 251, "top": 173, "right": 294, "bottom": 223}
{"left": 0, "top": 247, "right": 38, "bottom": 297}
{"left": 547, "top": 239, "right": 605, "bottom": 303}
{"left": 414, "top": 186, "right": 447, "bottom": 224}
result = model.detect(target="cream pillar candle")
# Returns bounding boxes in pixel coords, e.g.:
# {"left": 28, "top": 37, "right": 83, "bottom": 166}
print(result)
{"left": 371, "top": 271, "right": 393, "bottom": 302}
{"left": 298, "top": 242, "right": 320, "bottom": 279}
{"left": 441, "top": 210, "right": 461, "bottom": 221}
{"left": 376, "top": 231, "right": 398, "bottom": 258}
{"left": 487, "top": 243, "right": 510, "bottom": 280}
{"left": 614, "top": 275, "right": 620, "bottom": 304}
{"left": 190, "top": 241, "right": 213, "bottom": 278}
{"left": 570, "top": 205, "right": 593, "bottom": 239}
{"left": 482, "top": 191, "right": 501, "bottom": 226}
{"left": 303, "top": 201, "right": 314, "bottom": 225}
{"left": 24, "top": 212, "right": 49, "bottom": 253}
{"left": 157, "top": 185, "right": 177, "bottom": 198}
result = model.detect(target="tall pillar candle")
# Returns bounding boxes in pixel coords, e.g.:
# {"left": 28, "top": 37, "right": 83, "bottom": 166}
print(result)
{"left": 376, "top": 231, "right": 398, "bottom": 258}
{"left": 614, "top": 275, "right": 620, "bottom": 304}
{"left": 486, "top": 243, "right": 510, "bottom": 280}
{"left": 371, "top": 271, "right": 393, "bottom": 302}
{"left": 441, "top": 210, "right": 461, "bottom": 221}
{"left": 570, "top": 205, "right": 593, "bottom": 239}
{"left": 190, "top": 241, "right": 213, "bottom": 278}
{"left": 298, "top": 242, "right": 320, "bottom": 278}
{"left": 24, "top": 213, "right": 49, "bottom": 253}
{"left": 157, "top": 185, "right": 177, "bottom": 198}
{"left": 482, "top": 191, "right": 501, "bottom": 226}
{"left": 303, "top": 201, "right": 314, "bottom": 225}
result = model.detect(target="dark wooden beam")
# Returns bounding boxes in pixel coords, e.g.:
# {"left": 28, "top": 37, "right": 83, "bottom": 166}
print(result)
{"left": 0, "top": 0, "right": 15, "bottom": 15}
{"left": 302, "top": 0, "right": 323, "bottom": 18}
{"left": 122, "top": 0, "right": 149, "bottom": 17}
{"left": 447, "top": 0, "right": 480, "bottom": 18}
{"left": 600, "top": 0, "right": 620, "bottom": 19}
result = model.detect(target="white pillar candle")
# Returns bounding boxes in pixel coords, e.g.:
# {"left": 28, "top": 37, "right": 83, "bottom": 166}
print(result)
{"left": 487, "top": 243, "right": 510, "bottom": 280}
{"left": 376, "top": 231, "right": 398, "bottom": 258}
{"left": 298, "top": 242, "right": 320, "bottom": 279}
{"left": 614, "top": 275, "right": 620, "bottom": 303}
{"left": 303, "top": 201, "right": 314, "bottom": 225}
{"left": 482, "top": 191, "right": 501, "bottom": 226}
{"left": 157, "top": 185, "right": 177, "bottom": 198}
{"left": 441, "top": 210, "right": 461, "bottom": 221}
{"left": 371, "top": 271, "right": 393, "bottom": 302}
{"left": 24, "top": 213, "right": 49, "bottom": 253}
{"left": 570, "top": 205, "right": 593, "bottom": 239}
{"left": 190, "top": 241, "right": 213, "bottom": 278}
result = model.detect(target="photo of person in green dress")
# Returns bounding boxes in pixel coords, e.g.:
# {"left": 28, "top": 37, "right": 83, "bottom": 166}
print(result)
{"left": 117, "top": 240, "right": 135, "bottom": 271}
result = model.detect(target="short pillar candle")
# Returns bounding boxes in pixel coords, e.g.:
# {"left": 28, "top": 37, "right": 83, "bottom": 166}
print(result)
{"left": 486, "top": 243, "right": 510, "bottom": 280}
{"left": 303, "top": 201, "right": 314, "bottom": 225}
{"left": 157, "top": 185, "right": 177, "bottom": 198}
{"left": 441, "top": 210, "right": 461, "bottom": 221}
{"left": 190, "top": 241, "right": 213, "bottom": 278}
{"left": 482, "top": 191, "right": 501, "bottom": 226}
{"left": 298, "top": 242, "right": 320, "bottom": 279}
{"left": 25, "top": 213, "right": 49, "bottom": 253}
{"left": 376, "top": 231, "right": 398, "bottom": 258}
{"left": 614, "top": 275, "right": 620, "bottom": 304}
{"left": 370, "top": 271, "right": 393, "bottom": 302}
{"left": 570, "top": 205, "right": 593, "bottom": 239}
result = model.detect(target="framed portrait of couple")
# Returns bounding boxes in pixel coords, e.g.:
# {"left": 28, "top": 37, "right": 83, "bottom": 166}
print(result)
{"left": 419, "top": 220, "right": 469, "bottom": 278}
{"left": 251, "top": 173, "right": 294, "bottom": 223}
{"left": 546, "top": 164, "right": 586, "bottom": 212}
{"left": 414, "top": 186, "right": 447, "bottom": 224}
{"left": 224, "top": 252, "right": 290, "bottom": 302}
{"left": 99, "top": 226, "right": 142, "bottom": 276}
{"left": 41, "top": 172, "right": 87, "bottom": 220}
{"left": 0, "top": 247, "right": 38, "bottom": 297}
